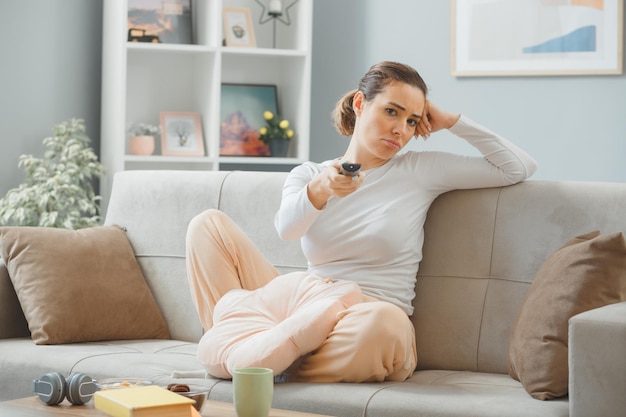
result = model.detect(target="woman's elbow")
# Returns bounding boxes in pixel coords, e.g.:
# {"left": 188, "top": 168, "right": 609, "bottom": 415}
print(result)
{"left": 274, "top": 219, "right": 302, "bottom": 241}
{"left": 508, "top": 159, "right": 538, "bottom": 184}
{"left": 522, "top": 158, "right": 539, "bottom": 180}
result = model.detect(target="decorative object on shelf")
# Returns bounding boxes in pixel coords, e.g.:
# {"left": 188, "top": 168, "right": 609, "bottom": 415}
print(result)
{"left": 258, "top": 111, "right": 293, "bottom": 157}
{"left": 129, "top": 135, "right": 154, "bottom": 156}
{"left": 127, "top": 0, "right": 192, "bottom": 44}
{"left": 127, "top": 123, "right": 159, "bottom": 156}
{"left": 254, "top": 0, "right": 298, "bottom": 48}
{"left": 160, "top": 112, "right": 205, "bottom": 156}
{"left": 128, "top": 28, "right": 160, "bottom": 43}
{"left": 129, "top": 135, "right": 156, "bottom": 156}
{"left": 0, "top": 118, "right": 104, "bottom": 229}
{"left": 220, "top": 84, "right": 281, "bottom": 156}
{"left": 223, "top": 7, "right": 256, "bottom": 47}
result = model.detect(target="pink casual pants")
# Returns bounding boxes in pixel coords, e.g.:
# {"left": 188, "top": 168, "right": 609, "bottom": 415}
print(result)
{"left": 185, "top": 209, "right": 416, "bottom": 382}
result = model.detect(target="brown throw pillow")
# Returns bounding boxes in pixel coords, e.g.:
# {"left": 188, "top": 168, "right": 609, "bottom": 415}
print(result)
{"left": 0, "top": 225, "right": 170, "bottom": 344}
{"left": 508, "top": 230, "right": 626, "bottom": 400}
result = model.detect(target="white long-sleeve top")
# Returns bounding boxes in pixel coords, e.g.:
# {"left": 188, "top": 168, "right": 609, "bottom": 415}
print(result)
{"left": 274, "top": 115, "right": 537, "bottom": 315}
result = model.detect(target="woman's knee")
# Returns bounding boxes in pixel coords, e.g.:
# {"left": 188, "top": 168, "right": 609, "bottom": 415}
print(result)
{"left": 187, "top": 209, "right": 227, "bottom": 242}
{"left": 189, "top": 208, "right": 224, "bottom": 228}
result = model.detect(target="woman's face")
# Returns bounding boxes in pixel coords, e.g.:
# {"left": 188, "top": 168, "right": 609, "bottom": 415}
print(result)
{"left": 352, "top": 81, "right": 425, "bottom": 164}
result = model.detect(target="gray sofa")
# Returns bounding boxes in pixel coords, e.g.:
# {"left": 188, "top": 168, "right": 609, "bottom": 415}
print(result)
{"left": 1, "top": 169, "right": 625, "bottom": 417}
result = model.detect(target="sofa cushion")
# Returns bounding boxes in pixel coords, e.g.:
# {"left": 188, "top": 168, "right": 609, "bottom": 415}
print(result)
{"left": 0, "top": 225, "right": 170, "bottom": 344}
{"left": 508, "top": 230, "right": 626, "bottom": 400}
{"left": 197, "top": 272, "right": 363, "bottom": 378}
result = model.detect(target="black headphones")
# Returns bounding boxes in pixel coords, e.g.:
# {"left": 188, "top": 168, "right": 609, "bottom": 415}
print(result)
{"left": 33, "top": 372, "right": 97, "bottom": 406}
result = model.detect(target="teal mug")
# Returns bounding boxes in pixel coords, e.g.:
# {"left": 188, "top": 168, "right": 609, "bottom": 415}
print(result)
{"left": 232, "top": 367, "right": 274, "bottom": 417}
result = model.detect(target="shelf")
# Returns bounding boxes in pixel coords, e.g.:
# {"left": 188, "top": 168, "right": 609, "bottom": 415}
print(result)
{"left": 124, "top": 155, "right": 302, "bottom": 165}
{"left": 101, "top": 0, "right": 312, "bottom": 213}
{"left": 218, "top": 156, "right": 304, "bottom": 165}
{"left": 221, "top": 47, "right": 307, "bottom": 57}
{"left": 124, "top": 155, "right": 217, "bottom": 164}
{"left": 126, "top": 43, "right": 305, "bottom": 57}
{"left": 127, "top": 42, "right": 216, "bottom": 54}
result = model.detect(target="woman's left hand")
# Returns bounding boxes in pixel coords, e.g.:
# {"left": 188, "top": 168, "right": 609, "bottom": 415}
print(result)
{"left": 416, "top": 101, "right": 461, "bottom": 139}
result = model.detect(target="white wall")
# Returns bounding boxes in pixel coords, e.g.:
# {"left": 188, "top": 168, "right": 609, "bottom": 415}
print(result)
{"left": 311, "top": 0, "right": 626, "bottom": 183}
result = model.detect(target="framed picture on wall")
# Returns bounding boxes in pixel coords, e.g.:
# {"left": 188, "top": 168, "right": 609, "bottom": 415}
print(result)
{"left": 451, "top": 0, "right": 624, "bottom": 76}
{"left": 219, "top": 83, "right": 279, "bottom": 156}
{"left": 160, "top": 112, "right": 204, "bottom": 156}
{"left": 127, "top": 0, "right": 192, "bottom": 44}
{"left": 223, "top": 7, "right": 256, "bottom": 47}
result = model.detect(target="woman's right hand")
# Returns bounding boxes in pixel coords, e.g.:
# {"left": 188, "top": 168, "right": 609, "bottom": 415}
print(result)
{"left": 416, "top": 101, "right": 461, "bottom": 139}
{"left": 306, "top": 161, "right": 364, "bottom": 209}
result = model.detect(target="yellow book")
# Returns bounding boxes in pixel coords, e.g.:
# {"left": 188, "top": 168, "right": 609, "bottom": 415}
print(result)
{"left": 94, "top": 385, "right": 195, "bottom": 417}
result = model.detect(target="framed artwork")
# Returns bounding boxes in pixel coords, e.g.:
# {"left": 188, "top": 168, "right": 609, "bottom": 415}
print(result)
{"left": 451, "top": 0, "right": 624, "bottom": 76}
{"left": 127, "top": 0, "right": 192, "bottom": 44}
{"left": 160, "top": 112, "right": 204, "bottom": 156}
{"left": 223, "top": 7, "right": 256, "bottom": 47}
{"left": 220, "top": 84, "right": 278, "bottom": 156}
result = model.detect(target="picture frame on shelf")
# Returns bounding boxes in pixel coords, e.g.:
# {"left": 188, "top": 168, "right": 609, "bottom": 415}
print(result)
{"left": 220, "top": 84, "right": 278, "bottom": 156}
{"left": 451, "top": 0, "right": 624, "bottom": 76}
{"left": 127, "top": 0, "right": 192, "bottom": 44}
{"left": 160, "top": 112, "right": 205, "bottom": 156}
{"left": 223, "top": 7, "right": 256, "bottom": 47}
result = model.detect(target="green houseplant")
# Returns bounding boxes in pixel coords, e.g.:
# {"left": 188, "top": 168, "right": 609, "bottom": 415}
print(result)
{"left": 258, "top": 110, "right": 294, "bottom": 157}
{"left": 0, "top": 118, "right": 104, "bottom": 229}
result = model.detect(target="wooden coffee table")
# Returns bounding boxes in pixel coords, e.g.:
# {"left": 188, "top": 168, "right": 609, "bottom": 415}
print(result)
{"left": 0, "top": 396, "right": 334, "bottom": 417}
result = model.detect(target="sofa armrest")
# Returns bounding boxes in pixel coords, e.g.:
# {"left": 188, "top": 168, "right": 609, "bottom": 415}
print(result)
{"left": 569, "top": 301, "right": 626, "bottom": 417}
{"left": 0, "top": 257, "right": 29, "bottom": 339}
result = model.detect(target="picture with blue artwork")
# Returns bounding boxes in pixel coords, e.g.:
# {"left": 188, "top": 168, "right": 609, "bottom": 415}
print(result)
{"left": 452, "top": 0, "right": 623, "bottom": 76}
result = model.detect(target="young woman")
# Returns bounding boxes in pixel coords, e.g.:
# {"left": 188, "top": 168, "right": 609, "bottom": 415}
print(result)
{"left": 186, "top": 61, "right": 537, "bottom": 383}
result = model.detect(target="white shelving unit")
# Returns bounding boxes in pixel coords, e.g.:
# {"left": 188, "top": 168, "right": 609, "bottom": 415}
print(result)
{"left": 100, "top": 0, "right": 312, "bottom": 210}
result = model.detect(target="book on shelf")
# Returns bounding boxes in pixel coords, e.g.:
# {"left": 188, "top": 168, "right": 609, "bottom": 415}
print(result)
{"left": 93, "top": 385, "right": 195, "bottom": 417}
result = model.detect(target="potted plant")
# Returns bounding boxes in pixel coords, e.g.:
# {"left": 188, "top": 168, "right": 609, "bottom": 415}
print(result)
{"left": 258, "top": 111, "right": 294, "bottom": 157}
{"left": 127, "top": 122, "right": 160, "bottom": 155}
{"left": 0, "top": 118, "right": 104, "bottom": 229}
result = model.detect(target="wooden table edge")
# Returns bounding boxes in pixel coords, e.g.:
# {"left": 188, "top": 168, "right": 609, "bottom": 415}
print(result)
{"left": 0, "top": 396, "right": 336, "bottom": 417}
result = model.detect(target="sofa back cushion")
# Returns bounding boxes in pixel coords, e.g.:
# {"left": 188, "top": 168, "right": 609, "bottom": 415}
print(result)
{"left": 104, "top": 170, "right": 306, "bottom": 343}
{"left": 218, "top": 172, "right": 308, "bottom": 276}
{"left": 413, "top": 180, "right": 626, "bottom": 374}
{"left": 105, "top": 171, "right": 229, "bottom": 342}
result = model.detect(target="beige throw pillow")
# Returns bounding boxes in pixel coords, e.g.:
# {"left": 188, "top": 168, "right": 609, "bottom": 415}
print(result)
{"left": 0, "top": 225, "right": 170, "bottom": 344}
{"left": 508, "top": 230, "right": 626, "bottom": 400}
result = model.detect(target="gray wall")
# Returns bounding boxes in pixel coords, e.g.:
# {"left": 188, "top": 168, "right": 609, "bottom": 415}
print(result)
{"left": 1, "top": 0, "right": 625, "bottom": 203}
{"left": 0, "top": 0, "right": 102, "bottom": 198}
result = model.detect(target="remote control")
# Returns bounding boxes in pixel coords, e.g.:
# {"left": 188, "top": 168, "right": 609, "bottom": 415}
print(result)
{"left": 340, "top": 162, "right": 361, "bottom": 176}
